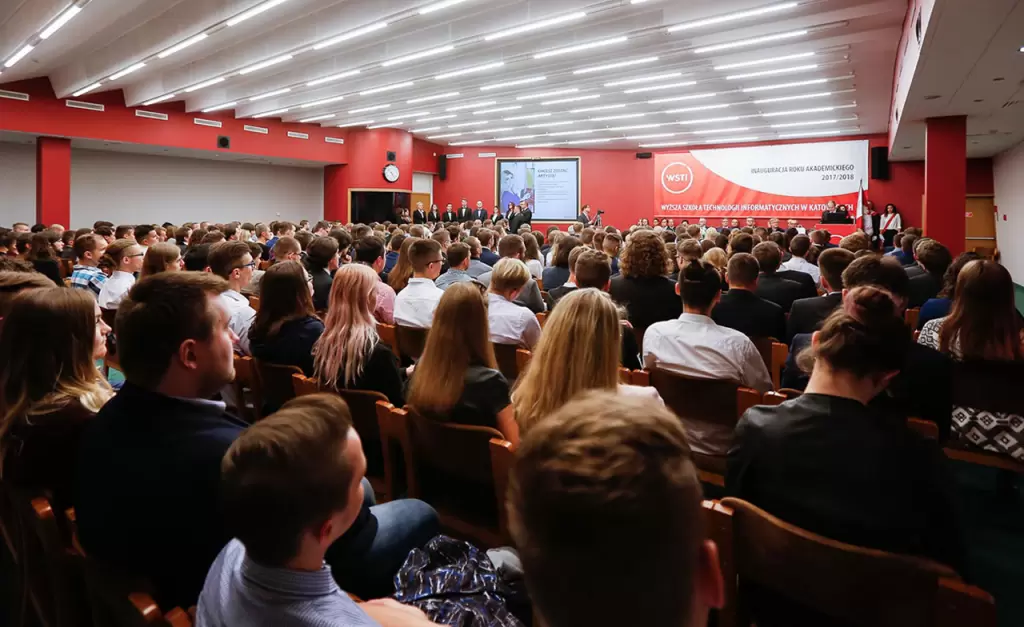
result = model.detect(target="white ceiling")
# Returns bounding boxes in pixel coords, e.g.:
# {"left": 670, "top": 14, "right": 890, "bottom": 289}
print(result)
{"left": 1, "top": 0, "right": 906, "bottom": 151}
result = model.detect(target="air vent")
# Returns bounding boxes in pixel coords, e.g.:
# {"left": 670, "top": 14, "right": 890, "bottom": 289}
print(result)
{"left": 66, "top": 100, "right": 104, "bottom": 112}
{"left": 446, "top": 153, "right": 464, "bottom": 159}
{"left": 478, "top": 152, "right": 497, "bottom": 158}
{"left": 0, "top": 89, "right": 29, "bottom": 101}
{"left": 136, "top": 110, "right": 168, "bottom": 121}
{"left": 244, "top": 125, "right": 268, "bottom": 134}
{"left": 287, "top": 131, "right": 309, "bottom": 140}
{"left": 325, "top": 137, "right": 345, "bottom": 144}
{"left": 194, "top": 118, "right": 222, "bottom": 128}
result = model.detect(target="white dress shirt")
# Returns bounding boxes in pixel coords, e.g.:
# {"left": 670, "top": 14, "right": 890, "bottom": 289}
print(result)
{"left": 780, "top": 255, "right": 821, "bottom": 286}
{"left": 394, "top": 277, "right": 444, "bottom": 329}
{"left": 526, "top": 258, "right": 543, "bottom": 279}
{"left": 97, "top": 270, "right": 136, "bottom": 310}
{"left": 487, "top": 293, "right": 542, "bottom": 349}
{"left": 642, "top": 313, "right": 772, "bottom": 456}
{"left": 219, "top": 290, "right": 256, "bottom": 355}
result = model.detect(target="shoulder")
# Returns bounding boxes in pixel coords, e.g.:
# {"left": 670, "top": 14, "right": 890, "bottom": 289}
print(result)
{"left": 618, "top": 384, "right": 663, "bottom": 402}
{"left": 467, "top": 366, "right": 509, "bottom": 390}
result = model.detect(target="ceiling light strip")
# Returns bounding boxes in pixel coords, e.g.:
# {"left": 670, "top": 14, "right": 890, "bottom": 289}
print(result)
{"left": 668, "top": 2, "right": 798, "bottom": 32}
{"left": 313, "top": 22, "right": 388, "bottom": 49}
{"left": 714, "top": 51, "right": 816, "bottom": 71}
{"left": 694, "top": 30, "right": 807, "bottom": 54}
{"left": 227, "top": 0, "right": 291, "bottom": 26}
{"left": 307, "top": 70, "right": 361, "bottom": 87}
{"left": 481, "top": 76, "right": 545, "bottom": 91}
{"left": 485, "top": 11, "right": 587, "bottom": 41}
{"left": 574, "top": 56, "right": 658, "bottom": 75}
{"left": 534, "top": 36, "right": 628, "bottom": 59}
{"left": 40, "top": 5, "right": 83, "bottom": 39}
{"left": 381, "top": 45, "right": 454, "bottom": 67}
{"left": 435, "top": 61, "right": 504, "bottom": 80}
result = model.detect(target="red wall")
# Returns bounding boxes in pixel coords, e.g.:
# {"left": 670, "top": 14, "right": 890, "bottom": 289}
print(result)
{"left": 323, "top": 128, "right": 413, "bottom": 221}
{"left": 412, "top": 138, "right": 440, "bottom": 174}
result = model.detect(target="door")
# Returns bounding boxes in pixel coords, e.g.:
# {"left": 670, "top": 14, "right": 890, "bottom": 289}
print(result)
{"left": 965, "top": 196, "right": 996, "bottom": 258}
{"left": 411, "top": 192, "right": 431, "bottom": 220}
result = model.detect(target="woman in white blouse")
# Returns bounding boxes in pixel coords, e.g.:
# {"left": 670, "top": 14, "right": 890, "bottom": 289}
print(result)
{"left": 880, "top": 204, "right": 902, "bottom": 249}
{"left": 513, "top": 288, "right": 662, "bottom": 435}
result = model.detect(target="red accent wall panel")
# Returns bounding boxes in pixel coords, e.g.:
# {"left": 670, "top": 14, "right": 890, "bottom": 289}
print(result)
{"left": 412, "top": 138, "right": 440, "bottom": 174}
{"left": 924, "top": 116, "right": 968, "bottom": 255}
{"left": 36, "top": 136, "right": 71, "bottom": 227}
{"left": 322, "top": 129, "right": 414, "bottom": 222}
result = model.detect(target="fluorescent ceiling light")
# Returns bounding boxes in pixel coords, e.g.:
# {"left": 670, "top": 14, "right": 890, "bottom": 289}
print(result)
{"left": 72, "top": 82, "right": 103, "bottom": 97}
{"left": 408, "top": 91, "right": 459, "bottom": 104}
{"left": 435, "top": 62, "right": 504, "bottom": 80}
{"left": 446, "top": 100, "right": 497, "bottom": 112}
{"left": 109, "top": 63, "right": 146, "bottom": 81}
{"left": 494, "top": 135, "right": 539, "bottom": 141}
{"left": 300, "top": 114, "right": 335, "bottom": 123}
{"left": 314, "top": 22, "right": 389, "bottom": 50}
{"left": 547, "top": 129, "right": 595, "bottom": 137}
{"left": 449, "top": 139, "right": 488, "bottom": 146}
{"left": 203, "top": 102, "right": 238, "bottom": 113}
{"left": 158, "top": 34, "right": 207, "bottom": 59}
{"left": 770, "top": 116, "right": 856, "bottom": 128}
{"left": 367, "top": 122, "right": 402, "bottom": 129}
{"left": 337, "top": 120, "right": 375, "bottom": 127}
{"left": 390, "top": 111, "right": 429, "bottom": 120}
{"left": 504, "top": 113, "right": 550, "bottom": 121}
{"left": 638, "top": 140, "right": 691, "bottom": 148}
{"left": 481, "top": 76, "right": 545, "bottom": 91}
{"left": 624, "top": 81, "right": 697, "bottom": 95}
{"left": 349, "top": 104, "right": 391, "bottom": 113}
{"left": 516, "top": 142, "right": 561, "bottom": 148}
{"left": 703, "top": 136, "right": 759, "bottom": 144}
{"left": 4, "top": 45, "right": 34, "bottom": 69}
{"left": 626, "top": 133, "right": 677, "bottom": 140}
{"left": 668, "top": 2, "right": 798, "bottom": 33}
{"left": 360, "top": 81, "right": 415, "bottom": 96}
{"left": 727, "top": 64, "right": 819, "bottom": 80}
{"left": 648, "top": 92, "right": 717, "bottom": 105}
{"left": 753, "top": 91, "right": 835, "bottom": 104}
{"left": 448, "top": 120, "right": 490, "bottom": 128}
{"left": 542, "top": 94, "right": 600, "bottom": 105}
{"left": 184, "top": 77, "right": 225, "bottom": 93}
{"left": 301, "top": 95, "right": 345, "bottom": 108}
{"left": 475, "top": 127, "right": 516, "bottom": 134}
{"left": 534, "top": 36, "right": 628, "bottom": 60}
{"left": 255, "top": 108, "right": 290, "bottom": 118}
{"left": 473, "top": 105, "right": 522, "bottom": 114}
{"left": 574, "top": 56, "right": 658, "bottom": 75}
{"left": 528, "top": 121, "right": 577, "bottom": 128}
{"left": 240, "top": 54, "right": 293, "bottom": 75}
{"left": 777, "top": 129, "right": 849, "bottom": 138}
{"left": 761, "top": 104, "right": 855, "bottom": 117}
{"left": 715, "top": 51, "right": 816, "bottom": 71}
{"left": 485, "top": 11, "right": 587, "bottom": 41}
{"left": 419, "top": 0, "right": 471, "bottom": 14}
{"left": 742, "top": 76, "right": 851, "bottom": 93}
{"left": 427, "top": 132, "right": 463, "bottom": 139}
{"left": 382, "top": 45, "right": 454, "bottom": 67}
{"left": 40, "top": 5, "right": 82, "bottom": 39}
{"left": 410, "top": 126, "right": 442, "bottom": 133}
{"left": 678, "top": 115, "right": 742, "bottom": 125}
{"left": 571, "top": 103, "right": 627, "bottom": 113}
{"left": 416, "top": 113, "right": 458, "bottom": 121}
{"left": 227, "top": 0, "right": 290, "bottom": 26}
{"left": 606, "top": 123, "right": 664, "bottom": 131}
{"left": 693, "top": 127, "right": 751, "bottom": 135}
{"left": 307, "top": 70, "right": 361, "bottom": 87}
{"left": 143, "top": 94, "right": 176, "bottom": 105}
{"left": 605, "top": 72, "right": 683, "bottom": 87}
{"left": 250, "top": 88, "right": 292, "bottom": 102}
{"left": 565, "top": 137, "right": 616, "bottom": 144}
{"left": 589, "top": 113, "right": 645, "bottom": 122}
{"left": 517, "top": 88, "right": 578, "bottom": 101}
{"left": 665, "top": 103, "right": 731, "bottom": 114}
{"left": 694, "top": 30, "right": 808, "bottom": 55}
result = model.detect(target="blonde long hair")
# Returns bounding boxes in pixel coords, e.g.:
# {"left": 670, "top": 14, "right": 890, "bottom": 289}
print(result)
{"left": 407, "top": 283, "right": 496, "bottom": 414}
{"left": 313, "top": 264, "right": 380, "bottom": 388}
{"left": 513, "top": 288, "right": 621, "bottom": 434}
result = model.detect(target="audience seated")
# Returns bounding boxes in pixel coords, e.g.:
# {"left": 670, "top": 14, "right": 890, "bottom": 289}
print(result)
{"left": 304, "top": 235, "right": 340, "bottom": 311}
{"left": 908, "top": 239, "right": 953, "bottom": 308}
{"left": 0, "top": 269, "right": 55, "bottom": 319}
{"left": 69, "top": 233, "right": 109, "bottom": 297}
{"left": 208, "top": 241, "right": 258, "bottom": 354}
{"left": 509, "top": 391, "right": 723, "bottom": 627}
{"left": 487, "top": 258, "right": 542, "bottom": 349}
{"left": 547, "top": 245, "right": 588, "bottom": 304}
{"left": 712, "top": 253, "right": 786, "bottom": 340}
{"left": 314, "top": 264, "right": 405, "bottom": 406}
{"left": 917, "top": 251, "right": 981, "bottom": 329}
{"left": 25, "top": 232, "right": 63, "bottom": 286}
{"left": 248, "top": 261, "right": 324, "bottom": 380}
{"left": 514, "top": 289, "right": 661, "bottom": 435}
{"left": 779, "top": 234, "right": 820, "bottom": 285}
{"left": 394, "top": 238, "right": 444, "bottom": 328}
{"left": 384, "top": 231, "right": 404, "bottom": 273}
{"left": 892, "top": 233, "right": 918, "bottom": 266}
{"left": 609, "top": 231, "right": 682, "bottom": 336}
{"left": 140, "top": 241, "right": 183, "bottom": 278}
{"left": 434, "top": 242, "right": 474, "bottom": 291}
{"left": 786, "top": 248, "right": 856, "bottom": 341}
{"left": 523, "top": 233, "right": 544, "bottom": 278}
{"left": 918, "top": 260, "right": 1024, "bottom": 455}
{"left": 97, "top": 239, "right": 144, "bottom": 309}
{"left": 387, "top": 237, "right": 417, "bottom": 294}
{"left": 728, "top": 286, "right": 966, "bottom": 574}
{"left": 354, "top": 235, "right": 397, "bottom": 324}
{"left": 272, "top": 235, "right": 302, "bottom": 265}
{"left": 407, "top": 282, "right": 519, "bottom": 446}
{"left": 463, "top": 236, "right": 491, "bottom": 279}
{"left": 751, "top": 242, "right": 805, "bottom": 313}
{"left": 541, "top": 236, "right": 581, "bottom": 291}
{"left": 0, "top": 288, "right": 113, "bottom": 514}
{"left": 477, "top": 229, "right": 500, "bottom": 266}
{"left": 476, "top": 235, "right": 546, "bottom": 313}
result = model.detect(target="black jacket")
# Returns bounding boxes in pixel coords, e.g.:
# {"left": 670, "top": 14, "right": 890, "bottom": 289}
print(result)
{"left": 609, "top": 275, "right": 682, "bottom": 337}
{"left": 428, "top": 210, "right": 441, "bottom": 222}
{"left": 457, "top": 207, "right": 472, "bottom": 221}
{"left": 908, "top": 272, "right": 942, "bottom": 308}
{"left": 32, "top": 258, "right": 63, "bottom": 286}
{"left": 412, "top": 209, "right": 427, "bottom": 224}
{"left": 786, "top": 292, "right": 843, "bottom": 342}
{"left": 306, "top": 263, "right": 333, "bottom": 311}
{"left": 755, "top": 273, "right": 805, "bottom": 313}
{"left": 249, "top": 315, "right": 325, "bottom": 378}
{"left": 548, "top": 284, "right": 577, "bottom": 306}
{"left": 509, "top": 210, "right": 532, "bottom": 233}
{"left": 471, "top": 209, "right": 488, "bottom": 222}
{"left": 711, "top": 288, "right": 786, "bottom": 340}
{"left": 776, "top": 269, "right": 818, "bottom": 300}
{"left": 577, "top": 213, "right": 591, "bottom": 227}
{"left": 442, "top": 210, "right": 457, "bottom": 223}
{"left": 541, "top": 266, "right": 571, "bottom": 292}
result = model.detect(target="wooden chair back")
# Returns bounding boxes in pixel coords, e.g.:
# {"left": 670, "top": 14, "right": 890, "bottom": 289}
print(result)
{"left": 492, "top": 343, "right": 520, "bottom": 381}
{"left": 716, "top": 497, "right": 996, "bottom": 627}
{"left": 251, "top": 360, "right": 303, "bottom": 418}
{"left": 751, "top": 337, "right": 789, "bottom": 390}
{"left": 395, "top": 325, "right": 428, "bottom": 362}
{"left": 515, "top": 348, "right": 532, "bottom": 374}
{"left": 247, "top": 295, "right": 261, "bottom": 311}
{"left": 231, "top": 355, "right": 257, "bottom": 422}
{"left": 377, "top": 323, "right": 400, "bottom": 358}
{"left": 535, "top": 312, "right": 547, "bottom": 328}
{"left": 904, "top": 307, "right": 920, "bottom": 330}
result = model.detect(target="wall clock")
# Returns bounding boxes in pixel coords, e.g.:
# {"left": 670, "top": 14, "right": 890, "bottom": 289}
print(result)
{"left": 383, "top": 164, "right": 400, "bottom": 183}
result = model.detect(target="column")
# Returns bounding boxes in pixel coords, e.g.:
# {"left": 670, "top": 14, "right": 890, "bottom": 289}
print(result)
{"left": 36, "top": 136, "right": 72, "bottom": 228}
{"left": 324, "top": 165, "right": 348, "bottom": 222}
{"left": 923, "top": 116, "right": 967, "bottom": 256}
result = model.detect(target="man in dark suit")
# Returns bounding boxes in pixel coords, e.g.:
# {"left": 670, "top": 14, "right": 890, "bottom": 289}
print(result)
{"left": 577, "top": 204, "right": 592, "bottom": 227}
{"left": 712, "top": 253, "right": 786, "bottom": 340}
{"left": 548, "top": 246, "right": 588, "bottom": 306}
{"left": 751, "top": 242, "right": 804, "bottom": 313}
{"left": 441, "top": 203, "right": 457, "bottom": 223}
{"left": 412, "top": 201, "right": 427, "bottom": 225}
{"left": 457, "top": 199, "right": 471, "bottom": 222}
{"left": 510, "top": 203, "right": 532, "bottom": 233}
{"left": 786, "top": 247, "right": 856, "bottom": 341}
{"left": 427, "top": 204, "right": 440, "bottom": 223}
{"left": 478, "top": 229, "right": 500, "bottom": 266}
{"left": 908, "top": 239, "right": 951, "bottom": 308}
{"left": 471, "top": 200, "right": 488, "bottom": 222}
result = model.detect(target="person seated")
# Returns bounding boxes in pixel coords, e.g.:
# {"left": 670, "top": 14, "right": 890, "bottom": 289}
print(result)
{"left": 139, "top": 242, "right": 183, "bottom": 278}
{"left": 24, "top": 232, "right": 63, "bottom": 286}
{"left": 751, "top": 242, "right": 805, "bottom": 313}
{"left": 434, "top": 242, "right": 475, "bottom": 291}
{"left": 918, "top": 260, "right": 1024, "bottom": 456}
{"left": 248, "top": 261, "right": 324, "bottom": 379}
{"left": 903, "top": 236, "right": 930, "bottom": 279}
{"left": 197, "top": 394, "right": 439, "bottom": 627}
{"left": 387, "top": 237, "right": 416, "bottom": 294}
{"left": 97, "top": 239, "right": 144, "bottom": 309}
{"left": 69, "top": 233, "right": 109, "bottom": 298}
{"left": 917, "top": 251, "right": 981, "bottom": 329}
{"left": 477, "top": 229, "right": 500, "bottom": 267}
{"left": 476, "top": 235, "right": 546, "bottom": 313}
{"left": 541, "top": 236, "right": 582, "bottom": 292}
{"left": 384, "top": 232, "right": 404, "bottom": 273}
{"left": 208, "top": 241, "right": 258, "bottom": 354}
{"left": 786, "top": 248, "right": 856, "bottom": 342}
{"left": 728, "top": 286, "right": 966, "bottom": 575}
{"left": 908, "top": 239, "right": 953, "bottom": 308}
{"left": 891, "top": 233, "right": 918, "bottom": 266}
{"left": 515, "top": 289, "right": 662, "bottom": 435}
{"left": 609, "top": 231, "right": 681, "bottom": 337}
{"left": 314, "top": 264, "right": 405, "bottom": 406}
{"left": 509, "top": 391, "right": 724, "bottom": 627}
{"left": 394, "top": 239, "right": 444, "bottom": 328}
{"left": 523, "top": 233, "right": 545, "bottom": 278}
{"left": 304, "top": 236, "right": 340, "bottom": 311}
{"left": 406, "top": 283, "right": 518, "bottom": 446}
{"left": 602, "top": 232, "right": 622, "bottom": 274}
{"left": 711, "top": 253, "right": 785, "bottom": 340}
{"left": 643, "top": 259, "right": 772, "bottom": 455}
{"left": 463, "top": 236, "right": 492, "bottom": 279}
{"left": 779, "top": 234, "right": 820, "bottom": 286}
{"left": 272, "top": 236, "right": 302, "bottom": 264}
{"left": 487, "top": 258, "right": 542, "bottom": 349}
{"left": 547, "top": 246, "right": 588, "bottom": 304}
{"left": 0, "top": 288, "right": 112, "bottom": 514}
{"left": 353, "top": 235, "right": 397, "bottom": 324}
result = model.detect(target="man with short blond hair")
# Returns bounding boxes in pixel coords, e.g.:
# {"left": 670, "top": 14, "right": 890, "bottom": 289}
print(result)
{"left": 394, "top": 239, "right": 444, "bottom": 328}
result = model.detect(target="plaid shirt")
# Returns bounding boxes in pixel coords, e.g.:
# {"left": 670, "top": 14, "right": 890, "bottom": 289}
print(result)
{"left": 69, "top": 264, "right": 107, "bottom": 297}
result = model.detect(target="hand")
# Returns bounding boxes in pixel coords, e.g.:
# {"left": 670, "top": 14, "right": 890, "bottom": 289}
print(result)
{"left": 361, "top": 599, "right": 440, "bottom": 626}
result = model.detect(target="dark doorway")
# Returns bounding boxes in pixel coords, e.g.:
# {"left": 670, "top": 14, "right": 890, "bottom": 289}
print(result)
{"left": 351, "top": 191, "right": 410, "bottom": 224}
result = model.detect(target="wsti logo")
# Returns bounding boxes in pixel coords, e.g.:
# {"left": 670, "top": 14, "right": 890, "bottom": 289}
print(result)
{"left": 661, "top": 161, "right": 694, "bottom": 194}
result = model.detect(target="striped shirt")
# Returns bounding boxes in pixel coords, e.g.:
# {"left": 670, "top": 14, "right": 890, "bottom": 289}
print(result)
{"left": 69, "top": 264, "right": 107, "bottom": 297}
{"left": 196, "top": 539, "right": 378, "bottom": 627}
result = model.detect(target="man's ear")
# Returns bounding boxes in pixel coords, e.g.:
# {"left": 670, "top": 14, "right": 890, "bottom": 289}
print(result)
{"left": 178, "top": 339, "right": 200, "bottom": 371}
{"left": 675, "top": 282, "right": 681, "bottom": 296}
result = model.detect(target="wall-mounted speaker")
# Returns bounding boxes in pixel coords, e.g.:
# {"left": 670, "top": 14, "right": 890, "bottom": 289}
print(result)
{"left": 217, "top": 136, "right": 231, "bottom": 150}
{"left": 870, "top": 146, "right": 890, "bottom": 180}
{"left": 438, "top": 154, "right": 447, "bottom": 181}
{"left": 636, "top": 152, "right": 653, "bottom": 159}
{"left": 386, "top": 150, "right": 396, "bottom": 162}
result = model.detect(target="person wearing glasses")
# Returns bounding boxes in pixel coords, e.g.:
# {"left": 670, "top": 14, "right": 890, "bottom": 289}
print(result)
{"left": 208, "top": 241, "right": 257, "bottom": 355}
{"left": 97, "top": 239, "right": 145, "bottom": 309}
{"left": 393, "top": 239, "right": 445, "bottom": 329}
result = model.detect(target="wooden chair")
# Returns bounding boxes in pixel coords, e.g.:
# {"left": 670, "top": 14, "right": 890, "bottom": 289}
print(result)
{"left": 535, "top": 277, "right": 544, "bottom": 292}
{"left": 247, "top": 295, "right": 261, "bottom": 312}
{"left": 395, "top": 325, "right": 428, "bottom": 363}
{"left": 22, "top": 496, "right": 88, "bottom": 627}
{"left": 751, "top": 337, "right": 789, "bottom": 390}
{"left": 231, "top": 355, "right": 257, "bottom": 422}
{"left": 251, "top": 360, "right": 302, "bottom": 418}
{"left": 258, "top": 260, "right": 271, "bottom": 271}
{"left": 713, "top": 497, "right": 996, "bottom": 627}
{"left": 535, "top": 312, "right": 547, "bottom": 328}
{"left": 379, "top": 403, "right": 515, "bottom": 548}
{"left": 905, "top": 307, "right": 920, "bottom": 330}
{"left": 646, "top": 369, "right": 760, "bottom": 487}
{"left": 515, "top": 348, "right": 532, "bottom": 374}
{"left": 492, "top": 343, "right": 521, "bottom": 382}
{"left": 376, "top": 323, "right": 400, "bottom": 358}
{"left": 942, "top": 360, "right": 1024, "bottom": 473}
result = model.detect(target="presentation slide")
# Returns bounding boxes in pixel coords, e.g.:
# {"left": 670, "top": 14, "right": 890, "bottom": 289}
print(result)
{"left": 496, "top": 158, "right": 580, "bottom": 220}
